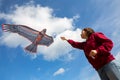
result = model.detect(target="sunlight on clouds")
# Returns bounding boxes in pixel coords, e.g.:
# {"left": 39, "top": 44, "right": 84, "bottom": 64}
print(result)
{"left": 0, "top": 4, "right": 74, "bottom": 35}
{"left": 37, "top": 29, "right": 84, "bottom": 61}
{"left": 0, "top": 33, "right": 29, "bottom": 47}
{"left": 0, "top": 3, "right": 82, "bottom": 61}
{"left": 53, "top": 68, "right": 65, "bottom": 76}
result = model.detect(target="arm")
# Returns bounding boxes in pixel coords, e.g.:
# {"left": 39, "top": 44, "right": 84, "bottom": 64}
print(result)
{"left": 60, "top": 37, "right": 84, "bottom": 49}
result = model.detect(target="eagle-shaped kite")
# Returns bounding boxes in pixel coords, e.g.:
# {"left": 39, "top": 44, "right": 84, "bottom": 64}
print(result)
{"left": 2, "top": 24, "right": 54, "bottom": 53}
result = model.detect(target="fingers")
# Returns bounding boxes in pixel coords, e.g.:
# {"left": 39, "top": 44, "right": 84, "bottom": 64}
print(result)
{"left": 89, "top": 51, "right": 95, "bottom": 59}
{"left": 91, "top": 56, "right": 95, "bottom": 59}
{"left": 60, "top": 37, "right": 67, "bottom": 40}
{"left": 89, "top": 50, "right": 97, "bottom": 59}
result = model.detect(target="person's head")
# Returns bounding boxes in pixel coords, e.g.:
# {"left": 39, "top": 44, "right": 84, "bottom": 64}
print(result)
{"left": 81, "top": 27, "right": 95, "bottom": 39}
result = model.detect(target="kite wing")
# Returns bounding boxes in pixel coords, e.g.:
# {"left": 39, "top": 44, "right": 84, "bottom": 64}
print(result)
{"left": 2, "top": 24, "right": 39, "bottom": 42}
{"left": 2, "top": 24, "right": 54, "bottom": 53}
{"left": 2, "top": 24, "right": 54, "bottom": 47}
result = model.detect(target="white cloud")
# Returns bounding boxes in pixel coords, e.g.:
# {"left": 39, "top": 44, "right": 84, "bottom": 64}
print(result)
{"left": 37, "top": 29, "right": 84, "bottom": 61}
{"left": 0, "top": 4, "right": 74, "bottom": 35}
{"left": 0, "top": 33, "right": 29, "bottom": 47}
{"left": 53, "top": 68, "right": 65, "bottom": 76}
{"left": 0, "top": 4, "right": 83, "bottom": 61}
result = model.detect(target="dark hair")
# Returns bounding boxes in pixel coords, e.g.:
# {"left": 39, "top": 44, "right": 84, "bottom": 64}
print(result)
{"left": 83, "top": 27, "right": 95, "bottom": 37}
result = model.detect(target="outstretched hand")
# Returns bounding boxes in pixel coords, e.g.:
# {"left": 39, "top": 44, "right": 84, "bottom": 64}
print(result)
{"left": 60, "top": 37, "right": 68, "bottom": 41}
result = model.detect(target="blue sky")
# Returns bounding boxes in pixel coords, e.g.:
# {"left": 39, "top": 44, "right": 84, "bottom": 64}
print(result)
{"left": 0, "top": 0, "right": 120, "bottom": 80}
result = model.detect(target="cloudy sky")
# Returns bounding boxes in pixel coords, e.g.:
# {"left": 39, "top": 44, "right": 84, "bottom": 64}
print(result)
{"left": 0, "top": 0, "right": 120, "bottom": 80}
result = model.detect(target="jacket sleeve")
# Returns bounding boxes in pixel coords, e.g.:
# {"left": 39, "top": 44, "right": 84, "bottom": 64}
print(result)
{"left": 67, "top": 39, "right": 84, "bottom": 50}
{"left": 95, "top": 33, "right": 113, "bottom": 56}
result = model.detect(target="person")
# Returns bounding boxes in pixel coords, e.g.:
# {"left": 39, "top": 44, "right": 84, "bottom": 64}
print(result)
{"left": 61, "top": 28, "right": 120, "bottom": 80}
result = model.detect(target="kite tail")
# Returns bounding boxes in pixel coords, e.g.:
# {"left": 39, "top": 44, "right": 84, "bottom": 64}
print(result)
{"left": 2, "top": 24, "right": 18, "bottom": 32}
{"left": 25, "top": 43, "right": 37, "bottom": 53}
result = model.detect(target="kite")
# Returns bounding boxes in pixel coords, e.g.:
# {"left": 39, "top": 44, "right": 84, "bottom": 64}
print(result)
{"left": 2, "top": 24, "right": 54, "bottom": 53}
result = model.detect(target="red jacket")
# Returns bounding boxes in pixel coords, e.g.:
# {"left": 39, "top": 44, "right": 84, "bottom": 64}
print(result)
{"left": 67, "top": 32, "right": 115, "bottom": 70}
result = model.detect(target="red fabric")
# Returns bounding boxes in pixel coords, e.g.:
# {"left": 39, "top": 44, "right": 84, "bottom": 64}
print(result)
{"left": 67, "top": 32, "right": 115, "bottom": 70}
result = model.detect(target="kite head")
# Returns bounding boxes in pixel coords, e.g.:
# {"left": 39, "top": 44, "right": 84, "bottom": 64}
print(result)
{"left": 40, "top": 28, "right": 46, "bottom": 34}
{"left": 42, "top": 29, "right": 46, "bottom": 33}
